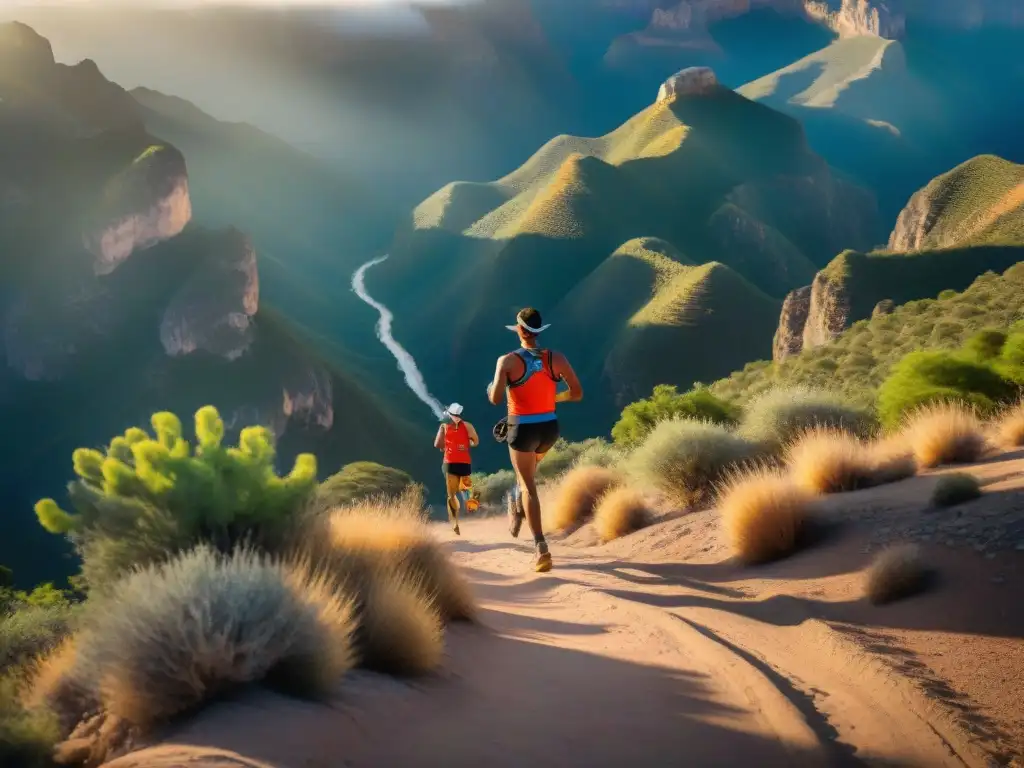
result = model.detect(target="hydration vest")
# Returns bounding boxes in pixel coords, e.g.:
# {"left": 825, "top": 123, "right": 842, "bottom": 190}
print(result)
{"left": 507, "top": 348, "right": 558, "bottom": 421}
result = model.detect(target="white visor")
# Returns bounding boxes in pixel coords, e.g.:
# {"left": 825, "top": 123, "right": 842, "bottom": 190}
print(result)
{"left": 446, "top": 402, "right": 464, "bottom": 417}
{"left": 505, "top": 317, "right": 551, "bottom": 334}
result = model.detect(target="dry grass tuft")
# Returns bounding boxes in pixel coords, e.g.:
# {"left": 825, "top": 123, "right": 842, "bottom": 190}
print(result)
{"left": 864, "top": 544, "right": 931, "bottom": 605}
{"left": 900, "top": 402, "right": 989, "bottom": 468}
{"left": 325, "top": 501, "right": 476, "bottom": 623}
{"left": 866, "top": 436, "right": 918, "bottom": 485}
{"left": 545, "top": 466, "right": 623, "bottom": 532}
{"left": 73, "top": 546, "right": 357, "bottom": 727}
{"left": 786, "top": 428, "right": 874, "bottom": 494}
{"left": 357, "top": 574, "right": 443, "bottom": 676}
{"left": 931, "top": 472, "right": 982, "bottom": 507}
{"left": 593, "top": 486, "right": 652, "bottom": 542}
{"left": 994, "top": 400, "right": 1024, "bottom": 448}
{"left": 718, "top": 467, "right": 814, "bottom": 565}
{"left": 24, "top": 639, "right": 94, "bottom": 737}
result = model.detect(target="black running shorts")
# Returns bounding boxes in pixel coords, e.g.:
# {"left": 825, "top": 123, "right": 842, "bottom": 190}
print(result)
{"left": 442, "top": 462, "right": 472, "bottom": 478}
{"left": 507, "top": 419, "right": 560, "bottom": 454}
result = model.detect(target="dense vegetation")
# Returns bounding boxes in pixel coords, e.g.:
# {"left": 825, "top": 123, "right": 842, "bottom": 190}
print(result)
{"left": 1, "top": 405, "right": 474, "bottom": 764}
{"left": 713, "top": 264, "right": 1024, "bottom": 408}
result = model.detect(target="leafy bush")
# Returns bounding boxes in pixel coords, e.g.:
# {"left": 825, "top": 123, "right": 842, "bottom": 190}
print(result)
{"left": 537, "top": 438, "right": 615, "bottom": 481}
{"left": 0, "top": 670, "right": 60, "bottom": 768}
{"left": 738, "top": 386, "right": 875, "bottom": 448}
{"left": 470, "top": 470, "right": 516, "bottom": 506}
{"left": 573, "top": 440, "right": 624, "bottom": 470}
{"left": 717, "top": 468, "right": 812, "bottom": 565}
{"left": 712, "top": 265, "right": 1024, "bottom": 408}
{"left": 612, "top": 385, "right": 739, "bottom": 447}
{"left": 625, "top": 418, "right": 757, "bottom": 508}
{"left": 68, "top": 546, "right": 357, "bottom": 728}
{"left": 931, "top": 472, "right": 982, "bottom": 507}
{"left": 34, "top": 406, "right": 318, "bottom": 591}
{"left": 961, "top": 328, "right": 1007, "bottom": 362}
{"left": 316, "top": 462, "right": 415, "bottom": 509}
{"left": 0, "top": 604, "right": 73, "bottom": 674}
{"left": 877, "top": 350, "right": 1016, "bottom": 428}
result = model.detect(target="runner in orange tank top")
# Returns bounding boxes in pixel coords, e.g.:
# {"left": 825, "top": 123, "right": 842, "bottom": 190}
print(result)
{"left": 433, "top": 402, "right": 479, "bottom": 535}
{"left": 487, "top": 308, "right": 583, "bottom": 572}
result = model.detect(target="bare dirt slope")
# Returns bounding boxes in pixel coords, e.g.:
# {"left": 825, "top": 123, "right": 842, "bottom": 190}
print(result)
{"left": 107, "top": 456, "right": 1024, "bottom": 768}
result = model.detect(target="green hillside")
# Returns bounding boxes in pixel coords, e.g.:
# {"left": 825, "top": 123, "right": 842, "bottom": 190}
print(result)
{"left": 889, "top": 155, "right": 1024, "bottom": 250}
{"left": 712, "top": 263, "right": 1024, "bottom": 409}
{"left": 711, "top": 156, "right": 1024, "bottom": 408}
{"left": 375, "top": 83, "right": 877, "bottom": 436}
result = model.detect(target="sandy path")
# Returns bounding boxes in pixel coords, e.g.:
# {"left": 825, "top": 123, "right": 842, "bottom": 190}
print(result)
{"left": 107, "top": 510, "right": 1015, "bottom": 768}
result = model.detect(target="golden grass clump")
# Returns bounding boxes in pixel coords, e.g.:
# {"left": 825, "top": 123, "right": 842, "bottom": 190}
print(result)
{"left": 593, "top": 486, "right": 652, "bottom": 542}
{"left": 900, "top": 402, "right": 989, "bottom": 468}
{"left": 545, "top": 466, "right": 623, "bottom": 532}
{"left": 786, "top": 428, "right": 874, "bottom": 494}
{"left": 865, "top": 436, "right": 918, "bottom": 485}
{"left": 356, "top": 574, "right": 443, "bottom": 676}
{"left": 718, "top": 467, "right": 813, "bottom": 565}
{"left": 325, "top": 499, "right": 476, "bottom": 623}
{"left": 23, "top": 639, "right": 95, "bottom": 737}
{"left": 994, "top": 400, "right": 1024, "bottom": 448}
{"left": 72, "top": 546, "right": 357, "bottom": 727}
{"left": 864, "top": 544, "right": 931, "bottom": 605}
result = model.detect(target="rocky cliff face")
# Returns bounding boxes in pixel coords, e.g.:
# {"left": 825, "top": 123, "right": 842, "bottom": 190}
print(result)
{"left": 773, "top": 284, "right": 811, "bottom": 360}
{"left": 160, "top": 228, "right": 258, "bottom": 360}
{"left": 804, "top": 0, "right": 906, "bottom": 38}
{"left": 282, "top": 365, "right": 335, "bottom": 431}
{"left": 85, "top": 146, "right": 193, "bottom": 276}
{"left": 887, "top": 181, "right": 942, "bottom": 251}
{"left": 801, "top": 268, "right": 851, "bottom": 349}
{"left": 657, "top": 66, "right": 719, "bottom": 100}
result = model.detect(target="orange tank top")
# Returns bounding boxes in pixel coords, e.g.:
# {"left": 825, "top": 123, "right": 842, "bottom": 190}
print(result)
{"left": 443, "top": 421, "right": 472, "bottom": 464}
{"left": 508, "top": 348, "right": 558, "bottom": 419}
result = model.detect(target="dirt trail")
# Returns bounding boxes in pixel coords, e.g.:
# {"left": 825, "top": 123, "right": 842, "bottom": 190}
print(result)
{"left": 107, "top": 486, "right": 1023, "bottom": 768}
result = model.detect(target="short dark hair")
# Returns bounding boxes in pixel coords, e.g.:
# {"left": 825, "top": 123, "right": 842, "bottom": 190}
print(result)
{"left": 518, "top": 307, "right": 543, "bottom": 334}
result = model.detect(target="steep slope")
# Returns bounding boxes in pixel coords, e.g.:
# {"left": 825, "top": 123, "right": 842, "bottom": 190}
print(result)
{"left": 713, "top": 262, "right": 1024, "bottom": 408}
{"left": 737, "top": 23, "right": 1024, "bottom": 223}
{"left": 0, "top": 24, "right": 432, "bottom": 587}
{"left": 374, "top": 71, "right": 877, "bottom": 435}
{"left": 770, "top": 155, "right": 1024, "bottom": 362}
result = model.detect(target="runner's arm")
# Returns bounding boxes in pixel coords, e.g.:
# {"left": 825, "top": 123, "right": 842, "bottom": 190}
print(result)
{"left": 552, "top": 352, "right": 583, "bottom": 403}
{"left": 433, "top": 424, "right": 445, "bottom": 451}
{"left": 487, "top": 355, "right": 509, "bottom": 406}
{"left": 465, "top": 421, "right": 480, "bottom": 447}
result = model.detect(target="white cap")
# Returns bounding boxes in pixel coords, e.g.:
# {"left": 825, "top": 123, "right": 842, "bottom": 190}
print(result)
{"left": 446, "top": 402, "right": 464, "bottom": 417}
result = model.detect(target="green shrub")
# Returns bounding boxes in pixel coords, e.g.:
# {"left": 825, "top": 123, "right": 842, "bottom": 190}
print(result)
{"left": 961, "top": 329, "right": 1007, "bottom": 362}
{"left": 1, "top": 604, "right": 73, "bottom": 673}
{"left": 70, "top": 546, "right": 356, "bottom": 728}
{"left": 316, "top": 462, "right": 415, "bottom": 509}
{"left": 612, "top": 385, "right": 740, "bottom": 447}
{"left": 34, "top": 406, "right": 318, "bottom": 591}
{"left": 625, "top": 418, "right": 757, "bottom": 508}
{"left": 0, "top": 670, "right": 60, "bottom": 768}
{"left": 995, "top": 332, "right": 1024, "bottom": 384}
{"left": 573, "top": 440, "right": 624, "bottom": 470}
{"left": 536, "top": 438, "right": 612, "bottom": 481}
{"left": 470, "top": 470, "right": 517, "bottom": 506}
{"left": 931, "top": 472, "right": 982, "bottom": 507}
{"left": 738, "top": 386, "right": 875, "bottom": 447}
{"left": 876, "top": 351, "right": 1015, "bottom": 428}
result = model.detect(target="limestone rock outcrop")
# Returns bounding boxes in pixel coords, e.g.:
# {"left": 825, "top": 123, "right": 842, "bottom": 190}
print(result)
{"left": 656, "top": 66, "right": 719, "bottom": 101}
{"left": 773, "top": 285, "right": 812, "bottom": 361}
{"left": 160, "top": 229, "right": 259, "bottom": 360}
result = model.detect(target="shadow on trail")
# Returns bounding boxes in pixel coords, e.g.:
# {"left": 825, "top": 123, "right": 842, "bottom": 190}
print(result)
{"left": 161, "top": 610, "right": 908, "bottom": 767}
